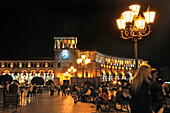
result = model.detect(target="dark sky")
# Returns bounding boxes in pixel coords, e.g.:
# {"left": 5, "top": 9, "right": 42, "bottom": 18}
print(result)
{"left": 0, "top": 0, "right": 170, "bottom": 69}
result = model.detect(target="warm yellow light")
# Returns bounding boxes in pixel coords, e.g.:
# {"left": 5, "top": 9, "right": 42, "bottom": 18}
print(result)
{"left": 19, "top": 63, "right": 22, "bottom": 68}
{"left": 78, "top": 73, "right": 82, "bottom": 78}
{"left": 129, "top": 4, "right": 140, "bottom": 15}
{"left": 68, "top": 69, "right": 71, "bottom": 72}
{"left": 85, "top": 59, "right": 91, "bottom": 64}
{"left": 73, "top": 69, "right": 77, "bottom": 72}
{"left": 81, "top": 55, "right": 86, "bottom": 59}
{"left": 103, "top": 71, "right": 106, "bottom": 75}
{"left": 144, "top": 10, "right": 156, "bottom": 23}
{"left": 122, "top": 10, "right": 135, "bottom": 22}
{"left": 20, "top": 79, "right": 25, "bottom": 84}
{"left": 118, "top": 81, "right": 121, "bottom": 85}
{"left": 113, "top": 81, "right": 117, "bottom": 85}
{"left": 70, "top": 66, "right": 74, "bottom": 69}
{"left": 106, "top": 65, "right": 108, "bottom": 68}
{"left": 10, "top": 63, "right": 13, "bottom": 68}
{"left": 116, "top": 18, "right": 126, "bottom": 30}
{"left": 121, "top": 72, "right": 125, "bottom": 76}
{"left": 77, "top": 59, "right": 82, "bottom": 64}
{"left": 114, "top": 71, "right": 118, "bottom": 76}
{"left": 112, "top": 66, "right": 114, "bottom": 69}
{"left": 135, "top": 16, "right": 146, "bottom": 29}
{"left": 115, "top": 59, "right": 117, "bottom": 63}
{"left": 119, "top": 66, "right": 121, "bottom": 70}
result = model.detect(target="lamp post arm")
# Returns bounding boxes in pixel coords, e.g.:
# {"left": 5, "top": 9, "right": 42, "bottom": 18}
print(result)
{"left": 120, "top": 30, "right": 132, "bottom": 40}
{"left": 138, "top": 25, "right": 151, "bottom": 37}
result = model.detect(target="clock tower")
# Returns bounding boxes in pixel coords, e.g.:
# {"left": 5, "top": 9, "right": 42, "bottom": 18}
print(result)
{"left": 53, "top": 37, "right": 78, "bottom": 85}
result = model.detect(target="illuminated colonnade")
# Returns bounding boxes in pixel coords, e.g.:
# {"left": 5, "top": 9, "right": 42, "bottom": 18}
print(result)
{"left": 54, "top": 37, "right": 77, "bottom": 49}
{"left": 1, "top": 70, "right": 54, "bottom": 84}
{"left": 95, "top": 52, "right": 146, "bottom": 81}
{"left": 0, "top": 60, "right": 54, "bottom": 84}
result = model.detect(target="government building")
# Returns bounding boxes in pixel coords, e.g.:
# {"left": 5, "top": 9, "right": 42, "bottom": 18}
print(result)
{"left": 0, "top": 37, "right": 146, "bottom": 87}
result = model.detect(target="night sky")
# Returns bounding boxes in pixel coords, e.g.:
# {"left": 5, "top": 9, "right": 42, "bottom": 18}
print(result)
{"left": 0, "top": 0, "right": 170, "bottom": 69}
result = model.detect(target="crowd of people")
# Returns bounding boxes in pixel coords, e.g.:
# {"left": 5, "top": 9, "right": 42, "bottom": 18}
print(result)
{"left": 1, "top": 63, "right": 170, "bottom": 112}
{"left": 57, "top": 63, "right": 170, "bottom": 113}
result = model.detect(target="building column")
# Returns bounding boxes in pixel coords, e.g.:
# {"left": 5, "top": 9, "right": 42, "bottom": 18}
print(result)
{"left": 65, "top": 39, "right": 68, "bottom": 48}
{"left": 57, "top": 40, "right": 60, "bottom": 49}
{"left": 62, "top": 40, "right": 65, "bottom": 48}
{"left": 70, "top": 39, "right": 73, "bottom": 48}
{"left": 74, "top": 39, "right": 77, "bottom": 48}
{"left": 54, "top": 40, "right": 57, "bottom": 49}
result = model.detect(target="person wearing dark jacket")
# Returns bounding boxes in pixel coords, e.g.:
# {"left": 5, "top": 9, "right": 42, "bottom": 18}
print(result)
{"left": 9, "top": 81, "right": 19, "bottom": 94}
{"left": 32, "top": 84, "right": 37, "bottom": 98}
{"left": 150, "top": 69, "right": 166, "bottom": 113}
{"left": 50, "top": 83, "right": 55, "bottom": 97}
{"left": 72, "top": 82, "right": 78, "bottom": 92}
{"left": 130, "top": 64, "right": 153, "bottom": 113}
{"left": 62, "top": 83, "right": 68, "bottom": 96}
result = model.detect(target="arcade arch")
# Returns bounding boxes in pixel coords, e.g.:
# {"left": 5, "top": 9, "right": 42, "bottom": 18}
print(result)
{"left": 4, "top": 70, "right": 10, "bottom": 74}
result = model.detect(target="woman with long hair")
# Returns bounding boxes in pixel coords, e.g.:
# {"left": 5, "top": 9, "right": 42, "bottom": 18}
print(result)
{"left": 130, "top": 64, "right": 153, "bottom": 113}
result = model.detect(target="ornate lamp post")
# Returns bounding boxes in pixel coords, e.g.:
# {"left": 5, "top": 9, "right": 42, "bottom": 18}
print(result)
{"left": 64, "top": 72, "right": 70, "bottom": 79}
{"left": 68, "top": 66, "right": 77, "bottom": 82}
{"left": 116, "top": 4, "right": 156, "bottom": 69}
{"left": 77, "top": 55, "right": 91, "bottom": 83}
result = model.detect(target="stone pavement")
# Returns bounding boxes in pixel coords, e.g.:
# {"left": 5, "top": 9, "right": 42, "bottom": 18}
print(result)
{"left": 16, "top": 92, "right": 97, "bottom": 113}
{"left": 1, "top": 91, "right": 127, "bottom": 113}
{"left": 2, "top": 90, "right": 170, "bottom": 113}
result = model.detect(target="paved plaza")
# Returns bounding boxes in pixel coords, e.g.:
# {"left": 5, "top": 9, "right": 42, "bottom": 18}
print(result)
{"left": 0, "top": 90, "right": 129, "bottom": 113}
{"left": 1, "top": 90, "right": 170, "bottom": 113}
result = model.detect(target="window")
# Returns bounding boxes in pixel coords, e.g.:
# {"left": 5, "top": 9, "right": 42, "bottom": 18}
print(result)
{"left": 51, "top": 63, "right": 53, "bottom": 68}
{"left": 58, "top": 63, "right": 61, "bottom": 68}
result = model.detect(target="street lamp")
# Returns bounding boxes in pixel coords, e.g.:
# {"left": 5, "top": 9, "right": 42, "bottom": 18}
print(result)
{"left": 116, "top": 4, "right": 156, "bottom": 69}
{"left": 68, "top": 66, "right": 77, "bottom": 82}
{"left": 77, "top": 55, "right": 91, "bottom": 83}
{"left": 64, "top": 72, "right": 70, "bottom": 78}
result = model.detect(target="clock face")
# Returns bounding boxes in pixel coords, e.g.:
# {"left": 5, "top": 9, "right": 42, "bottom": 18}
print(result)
{"left": 61, "top": 50, "right": 69, "bottom": 60}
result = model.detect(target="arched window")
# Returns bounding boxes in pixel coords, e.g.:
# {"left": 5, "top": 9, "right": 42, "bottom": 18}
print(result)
{"left": 4, "top": 70, "right": 10, "bottom": 74}
{"left": 22, "top": 70, "right": 28, "bottom": 76}
{"left": 39, "top": 70, "right": 45, "bottom": 76}
{"left": 48, "top": 70, "right": 53, "bottom": 76}
{"left": 58, "top": 63, "right": 61, "bottom": 68}
{"left": 31, "top": 70, "right": 36, "bottom": 76}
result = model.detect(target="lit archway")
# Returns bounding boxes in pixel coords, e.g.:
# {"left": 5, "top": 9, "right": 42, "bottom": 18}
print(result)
{"left": 22, "top": 70, "right": 28, "bottom": 76}
{"left": 48, "top": 70, "right": 53, "bottom": 76}
{"left": 31, "top": 70, "right": 36, "bottom": 76}
{"left": 4, "top": 70, "right": 10, "bottom": 75}
{"left": 39, "top": 70, "right": 45, "bottom": 76}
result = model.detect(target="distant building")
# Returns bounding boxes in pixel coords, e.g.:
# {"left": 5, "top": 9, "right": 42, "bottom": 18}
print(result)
{"left": 0, "top": 37, "right": 146, "bottom": 86}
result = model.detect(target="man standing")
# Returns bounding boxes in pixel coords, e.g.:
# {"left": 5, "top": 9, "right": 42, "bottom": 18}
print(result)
{"left": 57, "top": 84, "right": 61, "bottom": 95}
{"left": 32, "top": 84, "right": 37, "bottom": 98}
{"left": 9, "top": 81, "right": 19, "bottom": 94}
{"left": 62, "top": 83, "right": 68, "bottom": 96}
{"left": 150, "top": 69, "right": 166, "bottom": 113}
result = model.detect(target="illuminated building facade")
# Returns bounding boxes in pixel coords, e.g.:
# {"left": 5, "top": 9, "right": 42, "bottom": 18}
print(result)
{"left": 0, "top": 37, "right": 146, "bottom": 86}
